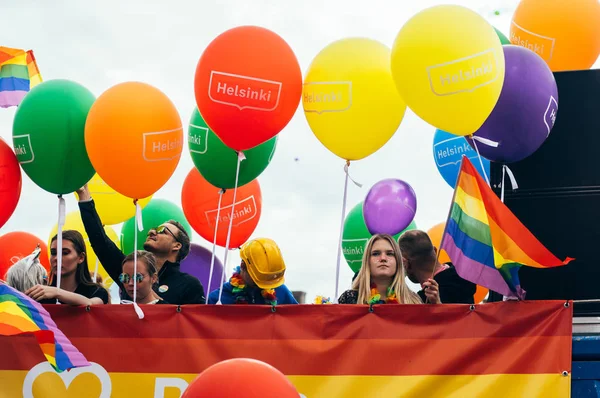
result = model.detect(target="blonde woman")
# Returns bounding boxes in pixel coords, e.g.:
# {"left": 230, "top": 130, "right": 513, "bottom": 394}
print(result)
{"left": 338, "top": 234, "right": 441, "bottom": 305}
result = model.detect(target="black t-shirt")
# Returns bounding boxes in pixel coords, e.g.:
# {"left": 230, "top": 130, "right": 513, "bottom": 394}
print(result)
{"left": 40, "top": 283, "right": 110, "bottom": 304}
{"left": 418, "top": 263, "right": 476, "bottom": 304}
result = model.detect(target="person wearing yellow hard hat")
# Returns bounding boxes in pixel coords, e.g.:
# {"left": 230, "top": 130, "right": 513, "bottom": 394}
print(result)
{"left": 207, "top": 238, "right": 298, "bottom": 305}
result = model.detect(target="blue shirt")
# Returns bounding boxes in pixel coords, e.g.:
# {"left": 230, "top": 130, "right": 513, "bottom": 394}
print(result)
{"left": 207, "top": 282, "right": 298, "bottom": 305}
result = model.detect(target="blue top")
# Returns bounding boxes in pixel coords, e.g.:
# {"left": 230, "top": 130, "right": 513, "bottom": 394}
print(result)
{"left": 207, "top": 282, "right": 298, "bottom": 305}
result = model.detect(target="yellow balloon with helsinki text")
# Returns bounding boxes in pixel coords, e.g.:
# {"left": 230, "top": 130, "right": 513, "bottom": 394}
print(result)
{"left": 74, "top": 173, "right": 152, "bottom": 226}
{"left": 49, "top": 211, "right": 121, "bottom": 288}
{"left": 391, "top": 5, "right": 505, "bottom": 136}
{"left": 303, "top": 38, "right": 407, "bottom": 161}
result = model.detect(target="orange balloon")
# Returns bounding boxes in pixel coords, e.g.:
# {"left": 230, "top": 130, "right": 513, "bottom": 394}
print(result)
{"left": 194, "top": 26, "right": 302, "bottom": 151}
{"left": 181, "top": 168, "right": 262, "bottom": 248}
{"left": 182, "top": 358, "right": 298, "bottom": 398}
{"left": 474, "top": 285, "right": 489, "bottom": 303}
{"left": 0, "top": 232, "right": 50, "bottom": 279}
{"left": 510, "top": 0, "right": 600, "bottom": 71}
{"left": 427, "top": 222, "right": 451, "bottom": 264}
{"left": 85, "top": 82, "right": 183, "bottom": 199}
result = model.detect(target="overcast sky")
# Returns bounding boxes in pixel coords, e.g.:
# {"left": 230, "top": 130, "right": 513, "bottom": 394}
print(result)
{"left": 2, "top": 0, "right": 592, "bottom": 302}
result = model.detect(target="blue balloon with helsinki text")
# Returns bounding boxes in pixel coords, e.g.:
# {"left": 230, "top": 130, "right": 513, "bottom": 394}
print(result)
{"left": 432, "top": 129, "right": 490, "bottom": 188}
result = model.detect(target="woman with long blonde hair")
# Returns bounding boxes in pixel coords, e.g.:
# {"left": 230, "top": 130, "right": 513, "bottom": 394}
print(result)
{"left": 338, "top": 234, "right": 440, "bottom": 305}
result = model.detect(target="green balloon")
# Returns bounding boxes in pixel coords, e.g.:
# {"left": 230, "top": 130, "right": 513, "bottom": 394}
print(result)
{"left": 494, "top": 27, "right": 511, "bottom": 45}
{"left": 120, "top": 199, "right": 192, "bottom": 254}
{"left": 12, "top": 79, "right": 96, "bottom": 194}
{"left": 188, "top": 108, "right": 277, "bottom": 189}
{"left": 342, "top": 201, "right": 417, "bottom": 273}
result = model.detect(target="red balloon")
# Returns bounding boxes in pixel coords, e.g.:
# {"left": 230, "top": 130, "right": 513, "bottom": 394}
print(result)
{"left": 181, "top": 168, "right": 262, "bottom": 248}
{"left": 0, "top": 138, "right": 22, "bottom": 229}
{"left": 182, "top": 358, "right": 298, "bottom": 398}
{"left": 194, "top": 26, "right": 302, "bottom": 151}
{"left": 0, "top": 232, "right": 50, "bottom": 279}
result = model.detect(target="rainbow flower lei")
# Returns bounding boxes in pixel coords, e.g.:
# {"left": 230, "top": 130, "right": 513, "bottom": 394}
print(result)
{"left": 230, "top": 266, "right": 277, "bottom": 305}
{"left": 369, "top": 282, "right": 399, "bottom": 305}
{"left": 313, "top": 296, "right": 332, "bottom": 304}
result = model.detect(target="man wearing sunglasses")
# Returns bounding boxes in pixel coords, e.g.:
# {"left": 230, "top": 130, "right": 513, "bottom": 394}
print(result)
{"left": 76, "top": 184, "right": 205, "bottom": 304}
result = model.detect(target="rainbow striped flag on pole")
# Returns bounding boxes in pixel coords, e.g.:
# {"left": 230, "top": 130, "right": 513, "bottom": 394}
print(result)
{"left": 0, "top": 284, "right": 89, "bottom": 372}
{"left": 0, "top": 46, "right": 42, "bottom": 108}
{"left": 440, "top": 156, "right": 573, "bottom": 299}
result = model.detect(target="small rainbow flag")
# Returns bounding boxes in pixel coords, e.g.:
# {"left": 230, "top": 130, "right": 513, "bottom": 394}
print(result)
{"left": 0, "top": 46, "right": 42, "bottom": 108}
{"left": 0, "top": 284, "right": 89, "bottom": 372}
{"left": 440, "top": 156, "right": 573, "bottom": 299}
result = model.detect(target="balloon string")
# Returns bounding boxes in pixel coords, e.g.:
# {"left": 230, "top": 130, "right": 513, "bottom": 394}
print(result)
{"left": 500, "top": 165, "right": 519, "bottom": 203}
{"left": 56, "top": 195, "right": 66, "bottom": 304}
{"left": 132, "top": 200, "right": 144, "bottom": 319}
{"left": 344, "top": 162, "right": 363, "bottom": 188}
{"left": 471, "top": 135, "right": 499, "bottom": 148}
{"left": 220, "top": 248, "right": 232, "bottom": 292}
{"left": 334, "top": 161, "right": 352, "bottom": 303}
{"left": 206, "top": 188, "right": 225, "bottom": 304}
{"left": 217, "top": 151, "right": 245, "bottom": 305}
{"left": 470, "top": 135, "right": 490, "bottom": 186}
{"left": 93, "top": 257, "right": 99, "bottom": 283}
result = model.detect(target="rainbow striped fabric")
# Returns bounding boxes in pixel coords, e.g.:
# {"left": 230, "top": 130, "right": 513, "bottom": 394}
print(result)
{"left": 0, "top": 303, "right": 573, "bottom": 396}
{"left": 0, "top": 284, "right": 89, "bottom": 372}
{"left": 0, "top": 46, "right": 42, "bottom": 108}
{"left": 441, "top": 156, "right": 573, "bottom": 299}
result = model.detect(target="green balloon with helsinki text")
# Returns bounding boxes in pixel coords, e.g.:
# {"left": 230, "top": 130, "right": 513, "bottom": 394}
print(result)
{"left": 120, "top": 198, "right": 193, "bottom": 254}
{"left": 12, "top": 79, "right": 96, "bottom": 194}
{"left": 188, "top": 107, "right": 277, "bottom": 190}
{"left": 342, "top": 201, "right": 417, "bottom": 273}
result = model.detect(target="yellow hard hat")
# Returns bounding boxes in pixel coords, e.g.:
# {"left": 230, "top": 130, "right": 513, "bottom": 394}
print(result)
{"left": 239, "top": 238, "right": 286, "bottom": 289}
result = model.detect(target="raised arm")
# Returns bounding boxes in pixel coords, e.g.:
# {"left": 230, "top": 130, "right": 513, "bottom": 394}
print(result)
{"left": 76, "top": 185, "right": 126, "bottom": 282}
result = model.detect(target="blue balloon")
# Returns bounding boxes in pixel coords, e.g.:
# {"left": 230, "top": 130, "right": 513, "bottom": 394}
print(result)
{"left": 432, "top": 129, "right": 490, "bottom": 188}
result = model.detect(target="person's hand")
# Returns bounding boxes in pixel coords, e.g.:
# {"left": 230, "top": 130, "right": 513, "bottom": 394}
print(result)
{"left": 75, "top": 184, "right": 91, "bottom": 202}
{"left": 25, "top": 285, "right": 59, "bottom": 302}
{"left": 423, "top": 278, "right": 441, "bottom": 304}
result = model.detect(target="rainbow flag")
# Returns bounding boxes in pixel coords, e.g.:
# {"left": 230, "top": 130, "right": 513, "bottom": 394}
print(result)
{"left": 0, "top": 46, "right": 42, "bottom": 108}
{"left": 440, "top": 156, "right": 573, "bottom": 299}
{"left": 0, "top": 304, "right": 573, "bottom": 397}
{"left": 0, "top": 284, "right": 89, "bottom": 372}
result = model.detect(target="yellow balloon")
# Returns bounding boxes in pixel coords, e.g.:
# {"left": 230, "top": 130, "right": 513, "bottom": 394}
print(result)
{"left": 391, "top": 5, "right": 505, "bottom": 136}
{"left": 48, "top": 210, "right": 121, "bottom": 288}
{"left": 303, "top": 38, "right": 407, "bottom": 161}
{"left": 74, "top": 173, "right": 152, "bottom": 226}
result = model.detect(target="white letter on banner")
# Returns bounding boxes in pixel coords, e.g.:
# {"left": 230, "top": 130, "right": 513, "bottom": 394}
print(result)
{"left": 154, "top": 377, "right": 189, "bottom": 398}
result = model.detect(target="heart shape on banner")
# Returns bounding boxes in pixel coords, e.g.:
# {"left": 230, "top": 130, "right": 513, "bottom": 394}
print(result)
{"left": 23, "top": 362, "right": 111, "bottom": 398}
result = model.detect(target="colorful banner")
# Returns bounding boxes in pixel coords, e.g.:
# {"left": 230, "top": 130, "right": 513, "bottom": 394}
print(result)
{"left": 0, "top": 301, "right": 572, "bottom": 397}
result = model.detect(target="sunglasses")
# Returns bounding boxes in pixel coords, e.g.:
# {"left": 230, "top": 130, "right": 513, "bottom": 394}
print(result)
{"left": 148, "top": 225, "right": 181, "bottom": 243}
{"left": 119, "top": 273, "right": 147, "bottom": 284}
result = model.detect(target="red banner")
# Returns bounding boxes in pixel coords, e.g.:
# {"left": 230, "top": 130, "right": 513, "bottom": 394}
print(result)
{"left": 0, "top": 301, "right": 572, "bottom": 397}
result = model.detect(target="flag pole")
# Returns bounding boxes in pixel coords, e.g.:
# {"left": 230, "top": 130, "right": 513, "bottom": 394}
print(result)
{"left": 429, "top": 155, "right": 466, "bottom": 282}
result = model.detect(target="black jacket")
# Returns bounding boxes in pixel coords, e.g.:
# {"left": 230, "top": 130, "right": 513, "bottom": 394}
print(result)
{"left": 418, "top": 263, "right": 476, "bottom": 304}
{"left": 78, "top": 200, "right": 205, "bottom": 304}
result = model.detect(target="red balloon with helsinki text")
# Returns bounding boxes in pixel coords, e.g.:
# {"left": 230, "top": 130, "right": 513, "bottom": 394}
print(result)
{"left": 194, "top": 26, "right": 302, "bottom": 151}
{"left": 0, "top": 137, "right": 22, "bottom": 229}
{"left": 181, "top": 167, "right": 262, "bottom": 249}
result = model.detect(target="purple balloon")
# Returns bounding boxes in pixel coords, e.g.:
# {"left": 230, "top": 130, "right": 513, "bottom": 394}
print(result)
{"left": 466, "top": 45, "right": 558, "bottom": 163}
{"left": 363, "top": 179, "right": 417, "bottom": 235}
{"left": 180, "top": 243, "right": 224, "bottom": 294}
